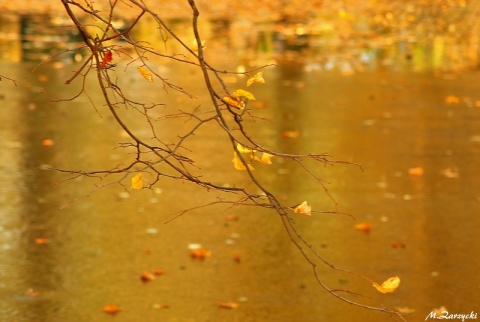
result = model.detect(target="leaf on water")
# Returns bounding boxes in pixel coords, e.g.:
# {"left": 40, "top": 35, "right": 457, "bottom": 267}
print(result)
{"left": 190, "top": 247, "right": 211, "bottom": 260}
{"left": 354, "top": 222, "right": 371, "bottom": 234}
{"left": 102, "top": 304, "right": 122, "bottom": 315}
{"left": 445, "top": 95, "right": 460, "bottom": 104}
{"left": 294, "top": 201, "right": 312, "bottom": 216}
{"left": 35, "top": 238, "right": 49, "bottom": 245}
{"left": 232, "top": 152, "right": 254, "bottom": 171}
{"left": 373, "top": 276, "right": 400, "bottom": 294}
{"left": 282, "top": 129, "right": 300, "bottom": 138}
{"left": 218, "top": 301, "right": 239, "bottom": 309}
{"left": 395, "top": 306, "right": 416, "bottom": 314}
{"left": 101, "top": 50, "right": 113, "bottom": 69}
{"left": 440, "top": 167, "right": 459, "bottom": 178}
{"left": 140, "top": 271, "right": 156, "bottom": 283}
{"left": 137, "top": 66, "right": 154, "bottom": 82}
{"left": 131, "top": 173, "right": 143, "bottom": 189}
{"left": 246, "top": 71, "right": 265, "bottom": 87}
{"left": 153, "top": 268, "right": 165, "bottom": 276}
{"left": 41, "top": 139, "right": 54, "bottom": 147}
{"left": 408, "top": 167, "right": 424, "bottom": 176}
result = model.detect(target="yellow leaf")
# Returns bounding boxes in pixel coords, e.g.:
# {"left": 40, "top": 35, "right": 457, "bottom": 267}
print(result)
{"left": 253, "top": 152, "right": 273, "bottom": 165}
{"left": 131, "top": 173, "right": 143, "bottom": 189}
{"left": 232, "top": 152, "right": 254, "bottom": 171}
{"left": 236, "top": 143, "right": 254, "bottom": 154}
{"left": 246, "top": 71, "right": 265, "bottom": 87}
{"left": 137, "top": 66, "right": 153, "bottom": 82}
{"left": 223, "top": 96, "right": 245, "bottom": 109}
{"left": 373, "top": 276, "right": 400, "bottom": 294}
{"left": 233, "top": 89, "right": 256, "bottom": 101}
{"left": 294, "top": 201, "right": 312, "bottom": 216}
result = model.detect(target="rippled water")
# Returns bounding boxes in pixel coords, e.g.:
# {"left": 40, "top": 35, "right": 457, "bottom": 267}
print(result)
{"left": 1, "top": 12, "right": 480, "bottom": 322}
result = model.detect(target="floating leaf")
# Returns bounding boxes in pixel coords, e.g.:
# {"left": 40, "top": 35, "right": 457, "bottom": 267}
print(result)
{"left": 41, "top": 139, "right": 54, "bottom": 147}
{"left": 395, "top": 306, "right": 416, "bottom": 314}
{"left": 408, "top": 167, "right": 424, "bottom": 176}
{"left": 35, "top": 238, "right": 49, "bottom": 245}
{"left": 282, "top": 129, "right": 300, "bottom": 138}
{"left": 140, "top": 271, "right": 156, "bottom": 283}
{"left": 233, "top": 89, "right": 256, "bottom": 100}
{"left": 354, "top": 222, "right": 371, "bottom": 234}
{"left": 26, "top": 288, "right": 41, "bottom": 297}
{"left": 445, "top": 95, "right": 460, "bottom": 104}
{"left": 102, "top": 304, "right": 122, "bottom": 315}
{"left": 153, "top": 268, "right": 165, "bottom": 276}
{"left": 137, "top": 66, "right": 154, "bottom": 82}
{"left": 373, "top": 276, "right": 401, "bottom": 294}
{"left": 440, "top": 167, "right": 459, "bottom": 178}
{"left": 246, "top": 71, "right": 265, "bottom": 87}
{"left": 218, "top": 302, "right": 239, "bottom": 309}
{"left": 131, "top": 173, "right": 143, "bottom": 189}
{"left": 294, "top": 201, "right": 312, "bottom": 216}
{"left": 101, "top": 50, "right": 113, "bottom": 69}
{"left": 190, "top": 247, "right": 211, "bottom": 260}
{"left": 232, "top": 152, "right": 254, "bottom": 171}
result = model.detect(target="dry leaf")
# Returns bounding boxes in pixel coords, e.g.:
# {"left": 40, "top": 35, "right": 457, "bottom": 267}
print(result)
{"left": 373, "top": 276, "right": 401, "bottom": 294}
{"left": 236, "top": 143, "right": 254, "bottom": 154}
{"left": 282, "top": 129, "right": 300, "bottom": 138}
{"left": 35, "top": 238, "right": 49, "bottom": 245}
{"left": 190, "top": 247, "right": 211, "bottom": 260}
{"left": 232, "top": 152, "right": 254, "bottom": 171}
{"left": 26, "top": 288, "right": 41, "bottom": 297}
{"left": 354, "top": 222, "right": 371, "bottom": 234}
{"left": 153, "top": 268, "right": 165, "bottom": 276}
{"left": 246, "top": 71, "right": 265, "bottom": 87}
{"left": 440, "top": 167, "right": 459, "bottom": 178}
{"left": 294, "top": 201, "right": 312, "bottom": 216}
{"left": 218, "top": 301, "right": 239, "bottom": 309}
{"left": 137, "top": 66, "right": 154, "bottom": 82}
{"left": 101, "top": 50, "right": 113, "bottom": 69}
{"left": 254, "top": 152, "right": 274, "bottom": 165}
{"left": 41, "top": 139, "right": 54, "bottom": 147}
{"left": 233, "top": 89, "right": 256, "bottom": 100}
{"left": 395, "top": 306, "right": 416, "bottom": 314}
{"left": 223, "top": 96, "right": 245, "bottom": 109}
{"left": 445, "top": 95, "right": 460, "bottom": 104}
{"left": 408, "top": 167, "right": 424, "bottom": 176}
{"left": 140, "top": 271, "right": 156, "bottom": 283}
{"left": 102, "top": 304, "right": 122, "bottom": 315}
{"left": 131, "top": 173, "right": 143, "bottom": 189}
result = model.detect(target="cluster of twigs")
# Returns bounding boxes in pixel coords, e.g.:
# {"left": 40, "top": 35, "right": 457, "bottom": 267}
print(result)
{"left": 54, "top": 0, "right": 405, "bottom": 320}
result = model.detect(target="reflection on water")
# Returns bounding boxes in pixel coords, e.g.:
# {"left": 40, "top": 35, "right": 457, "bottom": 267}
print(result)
{"left": 1, "top": 8, "right": 480, "bottom": 322}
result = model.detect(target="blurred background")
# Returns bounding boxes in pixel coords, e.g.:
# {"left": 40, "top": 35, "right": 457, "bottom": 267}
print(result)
{"left": 0, "top": 1, "right": 479, "bottom": 321}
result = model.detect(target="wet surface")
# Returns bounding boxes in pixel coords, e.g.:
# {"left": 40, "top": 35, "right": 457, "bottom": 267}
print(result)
{"left": 1, "top": 11, "right": 480, "bottom": 322}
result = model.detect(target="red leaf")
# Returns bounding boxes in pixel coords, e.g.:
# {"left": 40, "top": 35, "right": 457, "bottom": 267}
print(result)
{"left": 101, "top": 50, "right": 113, "bottom": 69}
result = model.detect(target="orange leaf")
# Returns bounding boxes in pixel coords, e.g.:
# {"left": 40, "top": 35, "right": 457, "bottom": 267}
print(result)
{"left": 35, "top": 238, "right": 49, "bottom": 245}
{"left": 140, "top": 271, "right": 156, "bottom": 283}
{"left": 218, "top": 301, "right": 239, "bottom": 309}
{"left": 408, "top": 167, "right": 424, "bottom": 176}
{"left": 190, "top": 247, "right": 211, "bottom": 260}
{"left": 445, "top": 95, "right": 460, "bottom": 104}
{"left": 41, "top": 139, "right": 54, "bottom": 147}
{"left": 153, "top": 268, "right": 165, "bottom": 276}
{"left": 282, "top": 129, "right": 300, "bottom": 138}
{"left": 101, "top": 50, "right": 113, "bottom": 69}
{"left": 353, "top": 222, "right": 371, "bottom": 234}
{"left": 102, "top": 304, "right": 122, "bottom": 315}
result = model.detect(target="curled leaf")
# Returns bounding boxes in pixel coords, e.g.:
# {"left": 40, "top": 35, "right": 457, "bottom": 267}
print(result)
{"left": 236, "top": 143, "right": 254, "bottom": 154}
{"left": 373, "top": 276, "right": 401, "bottom": 294}
{"left": 218, "top": 301, "right": 239, "bottom": 309}
{"left": 253, "top": 152, "right": 274, "bottom": 165}
{"left": 294, "top": 201, "right": 312, "bottom": 216}
{"left": 137, "top": 66, "right": 154, "bottom": 82}
{"left": 131, "top": 173, "right": 143, "bottom": 189}
{"left": 190, "top": 247, "right": 211, "bottom": 260}
{"left": 246, "top": 71, "right": 265, "bottom": 87}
